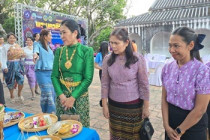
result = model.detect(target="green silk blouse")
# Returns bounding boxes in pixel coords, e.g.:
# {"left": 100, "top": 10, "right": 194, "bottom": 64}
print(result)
{"left": 51, "top": 43, "right": 94, "bottom": 99}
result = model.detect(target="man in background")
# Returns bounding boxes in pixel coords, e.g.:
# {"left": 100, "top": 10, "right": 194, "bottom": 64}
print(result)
{"left": 132, "top": 40, "right": 138, "bottom": 52}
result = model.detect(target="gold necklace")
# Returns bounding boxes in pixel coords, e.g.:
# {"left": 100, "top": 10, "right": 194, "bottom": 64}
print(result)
{"left": 65, "top": 46, "right": 77, "bottom": 69}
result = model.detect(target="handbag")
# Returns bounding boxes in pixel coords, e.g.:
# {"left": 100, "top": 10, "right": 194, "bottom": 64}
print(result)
{"left": 60, "top": 107, "right": 80, "bottom": 122}
{"left": 140, "top": 118, "right": 154, "bottom": 140}
{"left": 99, "top": 99, "right": 102, "bottom": 107}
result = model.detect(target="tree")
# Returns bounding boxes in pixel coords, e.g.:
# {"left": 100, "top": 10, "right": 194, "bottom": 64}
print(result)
{"left": 2, "top": 17, "right": 15, "bottom": 33}
{"left": 49, "top": 0, "right": 127, "bottom": 47}
{"left": 0, "top": 0, "right": 127, "bottom": 48}
{"left": 0, "top": 24, "right": 6, "bottom": 37}
{"left": 93, "top": 27, "right": 112, "bottom": 51}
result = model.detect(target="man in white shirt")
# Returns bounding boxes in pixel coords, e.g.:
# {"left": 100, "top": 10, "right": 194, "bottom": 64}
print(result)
{"left": 0, "top": 36, "right": 5, "bottom": 83}
{"left": 0, "top": 36, "right": 4, "bottom": 60}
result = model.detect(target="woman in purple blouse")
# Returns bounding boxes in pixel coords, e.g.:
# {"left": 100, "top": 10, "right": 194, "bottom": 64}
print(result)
{"left": 101, "top": 28, "right": 150, "bottom": 139}
{"left": 161, "top": 27, "right": 210, "bottom": 140}
{"left": 206, "top": 62, "right": 210, "bottom": 67}
{"left": 206, "top": 62, "right": 210, "bottom": 138}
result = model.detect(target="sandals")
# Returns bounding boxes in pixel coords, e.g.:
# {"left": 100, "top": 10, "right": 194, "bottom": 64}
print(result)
{"left": 35, "top": 90, "right": 40, "bottom": 95}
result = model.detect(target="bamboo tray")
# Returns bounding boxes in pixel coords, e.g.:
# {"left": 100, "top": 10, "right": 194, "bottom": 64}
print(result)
{"left": 4, "top": 112, "right": 25, "bottom": 127}
{"left": 0, "top": 104, "right": 5, "bottom": 121}
{"left": 18, "top": 113, "right": 58, "bottom": 132}
{"left": 47, "top": 120, "right": 83, "bottom": 139}
{"left": 27, "top": 135, "right": 61, "bottom": 140}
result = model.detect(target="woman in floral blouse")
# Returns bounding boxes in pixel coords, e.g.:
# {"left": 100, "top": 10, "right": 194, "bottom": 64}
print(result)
{"left": 161, "top": 27, "right": 210, "bottom": 140}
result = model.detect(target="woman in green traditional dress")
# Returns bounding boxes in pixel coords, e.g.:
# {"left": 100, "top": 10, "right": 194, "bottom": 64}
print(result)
{"left": 51, "top": 19, "right": 94, "bottom": 127}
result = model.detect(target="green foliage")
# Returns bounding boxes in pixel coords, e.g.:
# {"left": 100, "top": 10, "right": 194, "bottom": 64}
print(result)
{"left": 1, "top": 0, "right": 127, "bottom": 46}
{"left": 2, "top": 17, "right": 15, "bottom": 33}
{"left": 93, "top": 27, "right": 112, "bottom": 51}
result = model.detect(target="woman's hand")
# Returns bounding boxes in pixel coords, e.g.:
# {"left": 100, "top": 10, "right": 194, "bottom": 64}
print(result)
{"left": 21, "top": 52, "right": 26, "bottom": 58}
{"left": 142, "top": 100, "right": 150, "bottom": 119}
{"left": 33, "top": 53, "right": 39, "bottom": 63}
{"left": 59, "top": 94, "right": 67, "bottom": 106}
{"left": 142, "top": 106, "right": 150, "bottom": 119}
{"left": 64, "top": 96, "right": 76, "bottom": 110}
{"left": 103, "top": 104, "right": 109, "bottom": 119}
{"left": 166, "top": 126, "right": 180, "bottom": 140}
{"left": 3, "top": 68, "right": 8, "bottom": 73}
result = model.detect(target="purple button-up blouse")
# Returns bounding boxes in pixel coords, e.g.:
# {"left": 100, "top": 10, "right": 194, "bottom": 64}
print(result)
{"left": 101, "top": 53, "right": 150, "bottom": 102}
{"left": 162, "top": 58, "right": 210, "bottom": 110}
{"left": 206, "top": 62, "right": 210, "bottom": 68}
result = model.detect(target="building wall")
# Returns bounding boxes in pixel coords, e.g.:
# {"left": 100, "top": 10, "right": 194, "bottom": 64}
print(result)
{"left": 129, "top": 33, "right": 142, "bottom": 53}
{"left": 126, "top": 23, "right": 210, "bottom": 58}
{"left": 150, "top": 31, "right": 171, "bottom": 57}
{"left": 143, "top": 25, "right": 172, "bottom": 53}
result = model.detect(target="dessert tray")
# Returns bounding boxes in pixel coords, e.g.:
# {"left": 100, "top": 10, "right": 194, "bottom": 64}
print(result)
{"left": 27, "top": 135, "right": 61, "bottom": 140}
{"left": 4, "top": 111, "right": 25, "bottom": 127}
{"left": 47, "top": 120, "right": 82, "bottom": 139}
{"left": 18, "top": 113, "right": 58, "bottom": 132}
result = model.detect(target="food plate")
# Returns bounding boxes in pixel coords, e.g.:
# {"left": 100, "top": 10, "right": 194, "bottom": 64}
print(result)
{"left": 3, "top": 112, "right": 25, "bottom": 127}
{"left": 47, "top": 120, "right": 82, "bottom": 139}
{"left": 27, "top": 135, "right": 61, "bottom": 140}
{"left": 18, "top": 113, "right": 58, "bottom": 132}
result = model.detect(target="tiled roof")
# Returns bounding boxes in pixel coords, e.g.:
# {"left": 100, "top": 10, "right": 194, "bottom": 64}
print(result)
{"left": 150, "top": 0, "right": 210, "bottom": 11}
{"left": 116, "top": 0, "right": 210, "bottom": 26}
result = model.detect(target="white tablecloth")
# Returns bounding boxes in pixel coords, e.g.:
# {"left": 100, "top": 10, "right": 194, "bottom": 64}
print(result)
{"left": 148, "top": 60, "right": 165, "bottom": 69}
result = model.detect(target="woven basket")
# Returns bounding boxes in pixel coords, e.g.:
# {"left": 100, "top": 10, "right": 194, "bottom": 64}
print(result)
{"left": 18, "top": 113, "right": 58, "bottom": 132}
{"left": 47, "top": 120, "right": 83, "bottom": 139}
{"left": 27, "top": 135, "right": 61, "bottom": 140}
{"left": 39, "top": 135, "right": 61, "bottom": 140}
{"left": 3, "top": 112, "right": 25, "bottom": 128}
{"left": 0, "top": 105, "right": 5, "bottom": 121}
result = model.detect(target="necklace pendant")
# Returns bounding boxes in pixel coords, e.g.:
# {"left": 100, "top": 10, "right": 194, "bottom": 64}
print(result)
{"left": 65, "top": 60, "right": 72, "bottom": 69}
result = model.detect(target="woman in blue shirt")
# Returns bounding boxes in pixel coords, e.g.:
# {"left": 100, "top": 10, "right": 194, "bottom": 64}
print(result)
{"left": 94, "top": 41, "right": 109, "bottom": 80}
{"left": 33, "top": 29, "right": 56, "bottom": 113}
{"left": 95, "top": 41, "right": 108, "bottom": 107}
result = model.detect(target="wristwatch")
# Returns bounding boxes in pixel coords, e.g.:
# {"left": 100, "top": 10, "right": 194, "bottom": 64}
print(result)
{"left": 175, "top": 127, "right": 183, "bottom": 135}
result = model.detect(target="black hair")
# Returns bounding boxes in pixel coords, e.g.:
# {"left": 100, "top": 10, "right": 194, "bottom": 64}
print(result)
{"left": 61, "top": 19, "right": 81, "bottom": 39}
{"left": 107, "top": 28, "right": 138, "bottom": 68}
{"left": 7, "top": 32, "right": 17, "bottom": 39}
{"left": 172, "top": 27, "right": 202, "bottom": 62}
{"left": 132, "top": 40, "right": 136, "bottom": 43}
{"left": 33, "top": 33, "right": 39, "bottom": 41}
{"left": 26, "top": 36, "right": 34, "bottom": 42}
{"left": 99, "top": 41, "right": 109, "bottom": 60}
{"left": 78, "top": 24, "right": 87, "bottom": 40}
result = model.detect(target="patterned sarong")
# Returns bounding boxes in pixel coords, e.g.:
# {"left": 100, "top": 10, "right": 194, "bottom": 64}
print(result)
{"left": 109, "top": 98, "right": 143, "bottom": 140}
{"left": 25, "top": 63, "right": 36, "bottom": 88}
{"left": 3, "top": 61, "right": 24, "bottom": 89}
{"left": 56, "top": 89, "right": 90, "bottom": 127}
{"left": 36, "top": 70, "right": 56, "bottom": 113}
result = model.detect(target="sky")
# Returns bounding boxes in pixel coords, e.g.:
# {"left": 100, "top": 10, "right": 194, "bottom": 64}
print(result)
{"left": 125, "top": 0, "right": 156, "bottom": 18}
